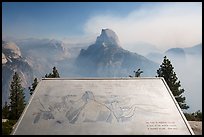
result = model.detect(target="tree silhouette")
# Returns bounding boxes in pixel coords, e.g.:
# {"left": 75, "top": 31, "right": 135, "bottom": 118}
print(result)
{"left": 157, "top": 56, "right": 189, "bottom": 110}
{"left": 129, "top": 68, "right": 143, "bottom": 77}
{"left": 45, "top": 66, "right": 60, "bottom": 78}
{"left": 2, "top": 102, "right": 9, "bottom": 119}
{"left": 29, "top": 78, "right": 38, "bottom": 95}
{"left": 9, "top": 72, "right": 26, "bottom": 120}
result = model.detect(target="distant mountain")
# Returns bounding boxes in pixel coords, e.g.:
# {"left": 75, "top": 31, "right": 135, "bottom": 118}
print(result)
{"left": 165, "top": 48, "right": 186, "bottom": 56}
{"left": 2, "top": 38, "right": 79, "bottom": 106}
{"left": 2, "top": 41, "right": 34, "bottom": 106}
{"left": 183, "top": 43, "right": 202, "bottom": 56}
{"left": 75, "top": 29, "right": 159, "bottom": 77}
{"left": 164, "top": 48, "right": 186, "bottom": 62}
{"left": 15, "top": 38, "right": 71, "bottom": 77}
{"left": 16, "top": 38, "right": 70, "bottom": 61}
{"left": 164, "top": 43, "right": 202, "bottom": 58}
{"left": 146, "top": 43, "right": 202, "bottom": 64}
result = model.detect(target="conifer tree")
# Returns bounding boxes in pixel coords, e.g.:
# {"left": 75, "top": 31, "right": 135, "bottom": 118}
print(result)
{"left": 45, "top": 66, "right": 60, "bottom": 78}
{"left": 157, "top": 56, "right": 189, "bottom": 110}
{"left": 29, "top": 78, "right": 38, "bottom": 95}
{"left": 52, "top": 66, "right": 60, "bottom": 78}
{"left": 129, "top": 68, "right": 143, "bottom": 77}
{"left": 134, "top": 68, "right": 143, "bottom": 77}
{"left": 8, "top": 72, "right": 26, "bottom": 120}
{"left": 2, "top": 102, "right": 9, "bottom": 119}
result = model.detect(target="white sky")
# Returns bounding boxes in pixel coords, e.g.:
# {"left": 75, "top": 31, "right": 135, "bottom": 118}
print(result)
{"left": 82, "top": 2, "right": 202, "bottom": 51}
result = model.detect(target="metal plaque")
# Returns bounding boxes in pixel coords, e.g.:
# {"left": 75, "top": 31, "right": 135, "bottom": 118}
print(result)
{"left": 12, "top": 78, "right": 194, "bottom": 135}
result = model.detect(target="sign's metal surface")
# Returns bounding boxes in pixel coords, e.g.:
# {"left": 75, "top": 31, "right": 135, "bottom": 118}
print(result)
{"left": 12, "top": 78, "right": 194, "bottom": 135}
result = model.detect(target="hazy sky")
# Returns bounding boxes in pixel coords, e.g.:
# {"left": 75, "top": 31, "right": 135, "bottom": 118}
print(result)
{"left": 2, "top": 2, "right": 202, "bottom": 51}
{"left": 2, "top": 2, "right": 202, "bottom": 113}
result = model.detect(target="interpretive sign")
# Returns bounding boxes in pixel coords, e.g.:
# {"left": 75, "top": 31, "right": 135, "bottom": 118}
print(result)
{"left": 12, "top": 78, "right": 194, "bottom": 135}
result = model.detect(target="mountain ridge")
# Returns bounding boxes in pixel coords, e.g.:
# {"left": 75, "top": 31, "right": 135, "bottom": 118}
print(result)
{"left": 2, "top": 40, "right": 34, "bottom": 105}
{"left": 76, "top": 29, "right": 158, "bottom": 77}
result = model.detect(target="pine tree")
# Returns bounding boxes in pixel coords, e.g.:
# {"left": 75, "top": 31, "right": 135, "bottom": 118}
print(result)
{"left": 45, "top": 74, "right": 48, "bottom": 78}
{"left": 129, "top": 68, "right": 143, "bottom": 77}
{"left": 45, "top": 66, "right": 60, "bottom": 78}
{"left": 134, "top": 68, "right": 143, "bottom": 77}
{"left": 2, "top": 102, "right": 10, "bottom": 119}
{"left": 29, "top": 78, "right": 38, "bottom": 95}
{"left": 157, "top": 56, "right": 189, "bottom": 110}
{"left": 52, "top": 67, "right": 60, "bottom": 78}
{"left": 9, "top": 72, "right": 26, "bottom": 120}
